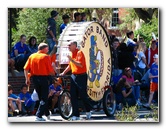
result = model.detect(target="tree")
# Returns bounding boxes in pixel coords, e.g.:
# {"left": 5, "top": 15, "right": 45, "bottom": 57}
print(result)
{"left": 12, "top": 8, "right": 63, "bottom": 46}
{"left": 134, "top": 8, "right": 158, "bottom": 23}
{"left": 118, "top": 8, "right": 158, "bottom": 45}
{"left": 134, "top": 18, "right": 158, "bottom": 47}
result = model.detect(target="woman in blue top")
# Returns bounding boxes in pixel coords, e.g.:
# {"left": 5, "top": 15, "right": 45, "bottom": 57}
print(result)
{"left": 114, "top": 77, "right": 136, "bottom": 108}
{"left": 27, "top": 36, "right": 38, "bottom": 54}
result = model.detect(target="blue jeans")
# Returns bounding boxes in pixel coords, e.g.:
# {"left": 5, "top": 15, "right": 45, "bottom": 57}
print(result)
{"left": 132, "top": 85, "right": 140, "bottom": 101}
{"left": 22, "top": 102, "right": 36, "bottom": 113}
{"left": 47, "top": 38, "right": 56, "bottom": 53}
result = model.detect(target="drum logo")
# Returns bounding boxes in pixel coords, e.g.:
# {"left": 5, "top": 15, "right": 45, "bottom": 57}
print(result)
{"left": 80, "top": 22, "right": 112, "bottom": 101}
{"left": 88, "top": 35, "right": 104, "bottom": 89}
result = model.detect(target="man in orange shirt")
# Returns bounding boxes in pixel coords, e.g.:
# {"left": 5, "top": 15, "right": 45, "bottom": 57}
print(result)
{"left": 60, "top": 41, "right": 92, "bottom": 121}
{"left": 24, "top": 43, "right": 54, "bottom": 121}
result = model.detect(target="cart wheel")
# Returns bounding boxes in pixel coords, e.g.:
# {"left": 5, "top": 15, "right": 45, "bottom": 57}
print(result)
{"left": 103, "top": 89, "right": 116, "bottom": 117}
{"left": 58, "top": 90, "right": 73, "bottom": 120}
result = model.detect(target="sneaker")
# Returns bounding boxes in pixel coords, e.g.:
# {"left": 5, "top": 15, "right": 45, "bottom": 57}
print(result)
{"left": 35, "top": 116, "right": 46, "bottom": 121}
{"left": 69, "top": 116, "right": 80, "bottom": 121}
{"left": 86, "top": 111, "right": 92, "bottom": 120}
{"left": 143, "top": 103, "right": 152, "bottom": 110}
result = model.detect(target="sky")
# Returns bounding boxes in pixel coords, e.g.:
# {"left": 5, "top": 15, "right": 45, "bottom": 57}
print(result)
{"left": 1, "top": 0, "right": 164, "bottom": 128}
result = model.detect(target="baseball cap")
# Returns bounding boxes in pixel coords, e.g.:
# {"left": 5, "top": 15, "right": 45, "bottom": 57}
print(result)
{"left": 153, "top": 54, "right": 158, "bottom": 58}
{"left": 51, "top": 10, "right": 59, "bottom": 18}
{"left": 62, "top": 14, "right": 70, "bottom": 20}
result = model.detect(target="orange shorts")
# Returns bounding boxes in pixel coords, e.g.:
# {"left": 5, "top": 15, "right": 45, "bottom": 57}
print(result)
{"left": 150, "top": 82, "right": 158, "bottom": 92}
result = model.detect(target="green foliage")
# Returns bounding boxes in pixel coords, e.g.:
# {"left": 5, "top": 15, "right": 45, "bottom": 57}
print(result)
{"left": 12, "top": 8, "right": 63, "bottom": 46}
{"left": 11, "top": 8, "right": 113, "bottom": 47}
{"left": 115, "top": 105, "right": 139, "bottom": 121}
{"left": 119, "top": 8, "right": 138, "bottom": 32}
{"left": 144, "top": 105, "right": 159, "bottom": 121}
{"left": 134, "top": 18, "right": 158, "bottom": 47}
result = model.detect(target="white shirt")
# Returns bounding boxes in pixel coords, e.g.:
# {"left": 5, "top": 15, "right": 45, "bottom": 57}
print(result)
{"left": 126, "top": 38, "right": 136, "bottom": 46}
{"left": 138, "top": 51, "right": 146, "bottom": 69}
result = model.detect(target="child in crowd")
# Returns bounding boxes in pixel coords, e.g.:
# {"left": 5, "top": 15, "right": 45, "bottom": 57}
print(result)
{"left": 114, "top": 77, "right": 136, "bottom": 109}
{"left": 8, "top": 84, "right": 23, "bottom": 116}
{"left": 18, "top": 85, "right": 36, "bottom": 115}
{"left": 143, "top": 54, "right": 158, "bottom": 109}
{"left": 48, "top": 78, "right": 62, "bottom": 114}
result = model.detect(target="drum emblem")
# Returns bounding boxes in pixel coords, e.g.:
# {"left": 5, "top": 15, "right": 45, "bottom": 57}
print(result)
{"left": 88, "top": 35, "right": 104, "bottom": 88}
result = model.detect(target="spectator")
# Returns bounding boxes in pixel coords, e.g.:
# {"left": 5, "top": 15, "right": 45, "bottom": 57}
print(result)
{"left": 81, "top": 12, "right": 87, "bottom": 22}
{"left": 24, "top": 43, "right": 55, "bottom": 121}
{"left": 48, "top": 78, "right": 62, "bottom": 114}
{"left": 122, "top": 67, "right": 142, "bottom": 106}
{"left": 27, "top": 36, "right": 38, "bottom": 54}
{"left": 136, "top": 42, "right": 148, "bottom": 76}
{"left": 8, "top": 85, "right": 22, "bottom": 116}
{"left": 114, "top": 77, "right": 136, "bottom": 108}
{"left": 145, "top": 39, "right": 158, "bottom": 68}
{"left": 143, "top": 54, "right": 158, "bottom": 109}
{"left": 18, "top": 85, "right": 36, "bottom": 116}
{"left": 60, "top": 14, "right": 70, "bottom": 34}
{"left": 112, "top": 38, "right": 122, "bottom": 77}
{"left": 11, "top": 35, "right": 30, "bottom": 71}
{"left": 126, "top": 31, "right": 136, "bottom": 46}
{"left": 46, "top": 10, "right": 59, "bottom": 53}
{"left": 118, "top": 43, "right": 135, "bottom": 71}
{"left": 73, "top": 12, "right": 81, "bottom": 22}
{"left": 8, "top": 51, "right": 15, "bottom": 77}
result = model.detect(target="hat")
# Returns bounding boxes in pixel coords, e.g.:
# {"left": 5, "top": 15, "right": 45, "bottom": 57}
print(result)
{"left": 51, "top": 10, "right": 59, "bottom": 18}
{"left": 62, "top": 14, "right": 70, "bottom": 20}
{"left": 153, "top": 54, "right": 158, "bottom": 58}
{"left": 38, "top": 43, "right": 48, "bottom": 50}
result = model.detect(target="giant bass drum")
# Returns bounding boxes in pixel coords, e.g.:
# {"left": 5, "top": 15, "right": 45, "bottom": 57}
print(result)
{"left": 57, "top": 21, "right": 112, "bottom": 102}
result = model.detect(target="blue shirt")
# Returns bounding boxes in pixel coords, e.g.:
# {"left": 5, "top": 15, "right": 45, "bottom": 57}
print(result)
{"left": 28, "top": 45, "right": 38, "bottom": 54}
{"left": 150, "top": 63, "right": 158, "bottom": 83}
{"left": 12, "top": 41, "right": 28, "bottom": 57}
{"left": 19, "top": 92, "right": 35, "bottom": 107}
{"left": 49, "top": 84, "right": 62, "bottom": 96}
{"left": 60, "top": 23, "right": 67, "bottom": 34}
{"left": 8, "top": 93, "right": 19, "bottom": 99}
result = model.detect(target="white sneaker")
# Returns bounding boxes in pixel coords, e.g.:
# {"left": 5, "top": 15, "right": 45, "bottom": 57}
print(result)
{"left": 69, "top": 116, "right": 80, "bottom": 121}
{"left": 86, "top": 111, "right": 92, "bottom": 120}
{"left": 35, "top": 117, "right": 46, "bottom": 121}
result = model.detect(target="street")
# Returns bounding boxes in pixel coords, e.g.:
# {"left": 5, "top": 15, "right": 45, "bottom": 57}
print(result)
{"left": 8, "top": 107, "right": 158, "bottom": 122}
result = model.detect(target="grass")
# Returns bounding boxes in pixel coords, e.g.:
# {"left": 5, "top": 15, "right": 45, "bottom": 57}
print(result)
{"left": 115, "top": 104, "right": 159, "bottom": 122}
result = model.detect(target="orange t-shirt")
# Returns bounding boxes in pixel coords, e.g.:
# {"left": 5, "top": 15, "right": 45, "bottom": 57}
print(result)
{"left": 24, "top": 51, "right": 54, "bottom": 76}
{"left": 69, "top": 49, "right": 87, "bottom": 74}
